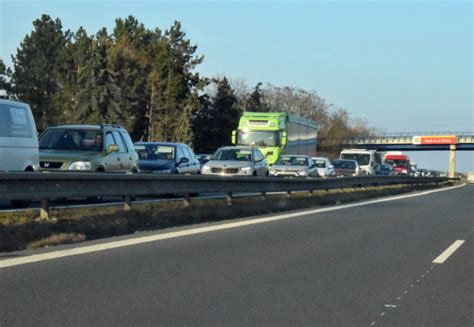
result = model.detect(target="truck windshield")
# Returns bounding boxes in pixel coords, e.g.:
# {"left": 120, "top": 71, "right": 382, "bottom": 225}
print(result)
{"left": 385, "top": 159, "right": 408, "bottom": 168}
{"left": 341, "top": 153, "right": 371, "bottom": 166}
{"left": 237, "top": 131, "right": 280, "bottom": 147}
{"left": 39, "top": 129, "right": 102, "bottom": 151}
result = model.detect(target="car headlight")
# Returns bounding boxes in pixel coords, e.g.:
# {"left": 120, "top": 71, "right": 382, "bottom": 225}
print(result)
{"left": 202, "top": 166, "right": 210, "bottom": 172}
{"left": 269, "top": 170, "right": 276, "bottom": 175}
{"left": 241, "top": 167, "right": 252, "bottom": 173}
{"left": 68, "top": 161, "right": 92, "bottom": 171}
{"left": 298, "top": 170, "right": 308, "bottom": 176}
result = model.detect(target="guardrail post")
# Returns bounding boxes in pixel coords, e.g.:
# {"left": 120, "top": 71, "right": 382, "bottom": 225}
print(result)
{"left": 226, "top": 192, "right": 233, "bottom": 206}
{"left": 260, "top": 192, "right": 266, "bottom": 200}
{"left": 287, "top": 191, "right": 292, "bottom": 198}
{"left": 40, "top": 199, "right": 50, "bottom": 219}
{"left": 124, "top": 195, "right": 132, "bottom": 211}
{"left": 309, "top": 189, "right": 314, "bottom": 195}
{"left": 184, "top": 193, "right": 191, "bottom": 207}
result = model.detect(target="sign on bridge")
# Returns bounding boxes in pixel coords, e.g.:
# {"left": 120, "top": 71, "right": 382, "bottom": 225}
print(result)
{"left": 412, "top": 135, "right": 457, "bottom": 145}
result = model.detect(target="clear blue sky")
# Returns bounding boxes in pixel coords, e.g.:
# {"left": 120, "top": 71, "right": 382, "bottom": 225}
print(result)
{"left": 1, "top": 0, "right": 472, "bottom": 172}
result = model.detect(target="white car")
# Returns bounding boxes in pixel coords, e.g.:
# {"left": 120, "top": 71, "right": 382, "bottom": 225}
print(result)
{"left": 311, "top": 157, "right": 335, "bottom": 178}
{"left": 0, "top": 97, "right": 39, "bottom": 172}
{"left": 201, "top": 146, "right": 269, "bottom": 176}
{"left": 270, "top": 155, "right": 319, "bottom": 177}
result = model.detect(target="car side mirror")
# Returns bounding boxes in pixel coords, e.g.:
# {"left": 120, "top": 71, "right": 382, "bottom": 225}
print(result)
{"left": 329, "top": 165, "right": 334, "bottom": 169}
{"left": 178, "top": 157, "right": 189, "bottom": 165}
{"left": 107, "top": 144, "right": 119, "bottom": 153}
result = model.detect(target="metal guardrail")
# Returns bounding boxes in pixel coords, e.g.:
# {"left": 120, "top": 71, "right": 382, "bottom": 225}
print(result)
{"left": 0, "top": 172, "right": 450, "bottom": 218}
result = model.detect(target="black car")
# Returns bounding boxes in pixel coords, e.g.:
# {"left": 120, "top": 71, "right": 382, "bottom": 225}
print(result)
{"left": 134, "top": 142, "right": 200, "bottom": 174}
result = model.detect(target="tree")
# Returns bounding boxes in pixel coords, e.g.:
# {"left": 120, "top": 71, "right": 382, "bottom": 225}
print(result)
{"left": 109, "top": 16, "right": 155, "bottom": 140}
{"left": 244, "top": 82, "right": 268, "bottom": 112}
{"left": 11, "top": 15, "right": 68, "bottom": 130}
{"left": 73, "top": 28, "right": 121, "bottom": 124}
{"left": 192, "top": 77, "right": 241, "bottom": 152}
{"left": 147, "top": 21, "right": 207, "bottom": 143}
{"left": 0, "top": 59, "right": 12, "bottom": 94}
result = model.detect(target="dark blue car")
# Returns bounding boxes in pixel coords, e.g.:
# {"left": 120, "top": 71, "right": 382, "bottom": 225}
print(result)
{"left": 134, "top": 142, "right": 200, "bottom": 174}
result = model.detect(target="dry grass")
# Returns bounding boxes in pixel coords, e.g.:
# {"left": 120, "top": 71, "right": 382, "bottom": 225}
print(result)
{"left": 27, "top": 233, "right": 86, "bottom": 250}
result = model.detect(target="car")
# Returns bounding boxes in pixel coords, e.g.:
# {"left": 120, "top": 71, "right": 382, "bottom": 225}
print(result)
{"left": 201, "top": 146, "right": 268, "bottom": 176}
{"left": 134, "top": 142, "right": 200, "bottom": 174}
{"left": 269, "top": 155, "right": 319, "bottom": 177}
{"left": 39, "top": 124, "right": 139, "bottom": 172}
{"left": 0, "top": 97, "right": 39, "bottom": 172}
{"left": 331, "top": 159, "right": 361, "bottom": 177}
{"left": 311, "top": 157, "right": 335, "bottom": 178}
{"left": 196, "top": 154, "right": 212, "bottom": 169}
{"left": 377, "top": 164, "right": 395, "bottom": 176}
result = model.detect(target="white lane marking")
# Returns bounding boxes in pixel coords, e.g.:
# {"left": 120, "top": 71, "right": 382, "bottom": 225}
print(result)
{"left": 0, "top": 183, "right": 465, "bottom": 269}
{"left": 432, "top": 240, "right": 465, "bottom": 264}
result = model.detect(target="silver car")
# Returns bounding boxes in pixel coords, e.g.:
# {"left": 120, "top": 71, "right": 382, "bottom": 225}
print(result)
{"left": 201, "top": 146, "right": 269, "bottom": 176}
{"left": 269, "top": 155, "right": 319, "bottom": 177}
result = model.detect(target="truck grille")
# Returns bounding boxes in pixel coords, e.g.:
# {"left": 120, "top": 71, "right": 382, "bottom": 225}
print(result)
{"left": 211, "top": 168, "right": 239, "bottom": 174}
{"left": 40, "top": 162, "right": 63, "bottom": 169}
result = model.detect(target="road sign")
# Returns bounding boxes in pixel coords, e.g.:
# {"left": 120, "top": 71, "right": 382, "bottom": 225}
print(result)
{"left": 412, "top": 135, "right": 457, "bottom": 145}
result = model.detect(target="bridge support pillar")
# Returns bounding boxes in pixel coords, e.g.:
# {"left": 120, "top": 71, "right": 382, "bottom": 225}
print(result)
{"left": 448, "top": 144, "right": 456, "bottom": 178}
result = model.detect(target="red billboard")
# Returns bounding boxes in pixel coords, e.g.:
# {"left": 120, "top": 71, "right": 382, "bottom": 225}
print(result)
{"left": 412, "top": 135, "right": 457, "bottom": 145}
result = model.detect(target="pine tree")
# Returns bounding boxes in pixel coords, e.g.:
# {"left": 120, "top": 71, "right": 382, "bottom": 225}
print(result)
{"left": 245, "top": 82, "right": 268, "bottom": 112}
{"left": 11, "top": 15, "right": 68, "bottom": 130}
{"left": 74, "top": 28, "right": 121, "bottom": 124}
{"left": 0, "top": 59, "right": 12, "bottom": 94}
{"left": 192, "top": 77, "right": 241, "bottom": 152}
{"left": 109, "top": 16, "right": 155, "bottom": 140}
{"left": 148, "top": 21, "right": 206, "bottom": 143}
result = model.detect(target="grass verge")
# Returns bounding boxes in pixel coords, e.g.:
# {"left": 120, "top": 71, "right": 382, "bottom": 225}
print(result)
{"left": 0, "top": 183, "right": 453, "bottom": 252}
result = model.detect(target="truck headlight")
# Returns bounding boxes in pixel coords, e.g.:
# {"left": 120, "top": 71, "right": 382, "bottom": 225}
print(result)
{"left": 298, "top": 170, "right": 308, "bottom": 176}
{"left": 68, "top": 161, "right": 92, "bottom": 171}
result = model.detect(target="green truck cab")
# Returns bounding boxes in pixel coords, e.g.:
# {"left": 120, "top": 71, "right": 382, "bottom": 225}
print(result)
{"left": 39, "top": 124, "right": 139, "bottom": 172}
{"left": 232, "top": 112, "right": 319, "bottom": 165}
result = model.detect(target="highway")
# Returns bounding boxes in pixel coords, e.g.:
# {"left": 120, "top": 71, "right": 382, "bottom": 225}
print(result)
{"left": 0, "top": 184, "right": 472, "bottom": 326}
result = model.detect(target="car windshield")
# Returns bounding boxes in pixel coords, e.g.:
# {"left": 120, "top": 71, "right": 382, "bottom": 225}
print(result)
{"left": 333, "top": 160, "right": 356, "bottom": 169}
{"left": 39, "top": 129, "right": 102, "bottom": 151}
{"left": 237, "top": 131, "right": 279, "bottom": 147}
{"left": 212, "top": 149, "right": 252, "bottom": 161}
{"left": 135, "top": 144, "right": 176, "bottom": 160}
{"left": 275, "top": 156, "right": 309, "bottom": 166}
{"left": 341, "top": 153, "right": 371, "bottom": 166}
{"left": 313, "top": 159, "right": 326, "bottom": 168}
{"left": 381, "top": 165, "right": 392, "bottom": 171}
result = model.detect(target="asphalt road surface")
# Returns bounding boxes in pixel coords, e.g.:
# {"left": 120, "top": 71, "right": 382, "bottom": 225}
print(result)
{"left": 1, "top": 184, "right": 472, "bottom": 326}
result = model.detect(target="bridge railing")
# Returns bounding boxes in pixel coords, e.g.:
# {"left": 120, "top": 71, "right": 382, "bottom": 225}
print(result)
{"left": 0, "top": 172, "right": 450, "bottom": 218}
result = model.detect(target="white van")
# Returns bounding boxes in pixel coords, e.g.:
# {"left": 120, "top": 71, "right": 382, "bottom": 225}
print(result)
{"left": 0, "top": 98, "right": 39, "bottom": 171}
{"left": 339, "top": 149, "right": 381, "bottom": 175}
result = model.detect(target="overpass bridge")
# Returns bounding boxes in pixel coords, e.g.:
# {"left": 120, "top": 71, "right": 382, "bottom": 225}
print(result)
{"left": 343, "top": 132, "right": 474, "bottom": 178}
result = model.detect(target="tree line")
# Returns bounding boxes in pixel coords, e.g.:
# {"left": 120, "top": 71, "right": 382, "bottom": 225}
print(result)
{"left": 0, "top": 15, "right": 374, "bottom": 157}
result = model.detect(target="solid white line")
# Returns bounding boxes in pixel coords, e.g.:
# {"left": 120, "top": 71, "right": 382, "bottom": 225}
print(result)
{"left": 0, "top": 183, "right": 465, "bottom": 269}
{"left": 432, "top": 240, "right": 465, "bottom": 264}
